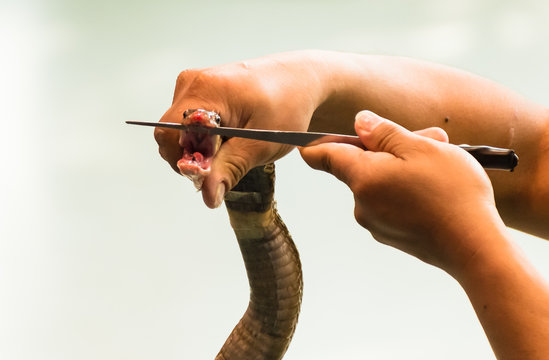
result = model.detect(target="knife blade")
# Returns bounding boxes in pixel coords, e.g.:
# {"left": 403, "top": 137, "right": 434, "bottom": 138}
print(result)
{"left": 126, "top": 120, "right": 362, "bottom": 147}
{"left": 125, "top": 120, "right": 518, "bottom": 171}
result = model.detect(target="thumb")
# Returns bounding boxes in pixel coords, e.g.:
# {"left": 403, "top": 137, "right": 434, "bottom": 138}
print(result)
{"left": 201, "top": 139, "right": 254, "bottom": 208}
{"left": 355, "top": 111, "right": 419, "bottom": 157}
{"left": 299, "top": 142, "right": 372, "bottom": 188}
{"left": 201, "top": 138, "right": 282, "bottom": 208}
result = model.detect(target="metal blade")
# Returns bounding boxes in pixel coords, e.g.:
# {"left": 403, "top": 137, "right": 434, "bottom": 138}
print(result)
{"left": 126, "top": 120, "right": 195, "bottom": 132}
{"left": 125, "top": 121, "right": 518, "bottom": 171}
{"left": 207, "top": 126, "right": 362, "bottom": 147}
{"left": 125, "top": 121, "right": 362, "bottom": 147}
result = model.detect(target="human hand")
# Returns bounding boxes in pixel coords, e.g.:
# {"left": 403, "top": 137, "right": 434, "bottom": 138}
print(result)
{"left": 300, "top": 111, "right": 505, "bottom": 276}
{"left": 154, "top": 51, "right": 328, "bottom": 208}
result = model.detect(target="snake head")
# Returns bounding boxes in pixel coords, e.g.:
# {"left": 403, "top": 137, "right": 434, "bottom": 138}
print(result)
{"left": 177, "top": 109, "right": 222, "bottom": 189}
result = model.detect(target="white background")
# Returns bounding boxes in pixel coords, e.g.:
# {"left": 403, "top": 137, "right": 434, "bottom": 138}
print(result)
{"left": 1, "top": 0, "right": 548, "bottom": 359}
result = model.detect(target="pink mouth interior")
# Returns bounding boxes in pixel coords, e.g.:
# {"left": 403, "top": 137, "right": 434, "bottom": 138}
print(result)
{"left": 178, "top": 130, "right": 216, "bottom": 170}
{"left": 176, "top": 110, "right": 220, "bottom": 183}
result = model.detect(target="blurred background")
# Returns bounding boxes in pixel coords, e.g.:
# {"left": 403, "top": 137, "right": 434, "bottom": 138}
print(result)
{"left": 1, "top": 0, "right": 548, "bottom": 359}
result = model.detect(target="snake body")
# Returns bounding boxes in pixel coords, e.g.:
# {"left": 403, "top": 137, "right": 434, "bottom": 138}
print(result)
{"left": 174, "top": 109, "right": 303, "bottom": 359}
{"left": 216, "top": 164, "right": 303, "bottom": 360}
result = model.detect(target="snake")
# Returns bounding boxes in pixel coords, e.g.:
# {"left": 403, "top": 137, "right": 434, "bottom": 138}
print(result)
{"left": 177, "top": 109, "right": 303, "bottom": 360}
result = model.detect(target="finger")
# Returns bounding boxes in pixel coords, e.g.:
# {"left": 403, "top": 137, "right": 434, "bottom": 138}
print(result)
{"left": 299, "top": 143, "right": 378, "bottom": 187}
{"left": 153, "top": 74, "right": 194, "bottom": 173}
{"left": 354, "top": 110, "right": 421, "bottom": 157}
{"left": 414, "top": 127, "right": 449, "bottom": 143}
{"left": 201, "top": 138, "right": 287, "bottom": 208}
{"left": 154, "top": 127, "right": 182, "bottom": 173}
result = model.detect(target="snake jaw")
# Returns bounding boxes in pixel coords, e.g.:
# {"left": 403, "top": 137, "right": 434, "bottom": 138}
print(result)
{"left": 177, "top": 109, "right": 222, "bottom": 189}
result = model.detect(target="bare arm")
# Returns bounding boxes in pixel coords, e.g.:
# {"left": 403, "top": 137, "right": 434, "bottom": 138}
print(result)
{"left": 308, "top": 51, "right": 549, "bottom": 238}
{"left": 300, "top": 111, "right": 549, "bottom": 359}
{"left": 154, "top": 50, "right": 549, "bottom": 236}
{"left": 459, "top": 229, "right": 549, "bottom": 359}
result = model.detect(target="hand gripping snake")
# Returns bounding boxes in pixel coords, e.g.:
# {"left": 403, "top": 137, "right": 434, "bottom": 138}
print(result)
{"left": 177, "top": 109, "right": 303, "bottom": 360}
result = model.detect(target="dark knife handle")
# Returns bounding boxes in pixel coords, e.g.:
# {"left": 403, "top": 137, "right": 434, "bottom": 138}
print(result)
{"left": 459, "top": 145, "right": 518, "bottom": 171}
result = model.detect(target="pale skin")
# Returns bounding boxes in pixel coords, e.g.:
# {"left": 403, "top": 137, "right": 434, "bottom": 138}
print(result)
{"left": 154, "top": 50, "right": 549, "bottom": 359}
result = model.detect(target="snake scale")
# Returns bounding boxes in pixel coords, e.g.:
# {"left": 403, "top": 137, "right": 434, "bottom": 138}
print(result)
{"left": 217, "top": 163, "right": 303, "bottom": 360}
{"left": 175, "top": 109, "right": 304, "bottom": 359}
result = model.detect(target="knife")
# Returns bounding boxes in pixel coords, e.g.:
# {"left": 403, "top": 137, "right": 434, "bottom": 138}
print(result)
{"left": 126, "top": 120, "right": 519, "bottom": 171}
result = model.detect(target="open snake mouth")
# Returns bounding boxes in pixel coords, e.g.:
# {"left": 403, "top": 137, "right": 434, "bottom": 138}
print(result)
{"left": 177, "top": 109, "right": 222, "bottom": 189}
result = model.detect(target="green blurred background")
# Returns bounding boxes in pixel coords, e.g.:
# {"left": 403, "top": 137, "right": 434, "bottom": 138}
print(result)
{"left": 1, "top": 0, "right": 548, "bottom": 359}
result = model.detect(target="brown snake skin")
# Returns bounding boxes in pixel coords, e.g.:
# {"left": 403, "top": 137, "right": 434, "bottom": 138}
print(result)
{"left": 216, "top": 163, "right": 303, "bottom": 360}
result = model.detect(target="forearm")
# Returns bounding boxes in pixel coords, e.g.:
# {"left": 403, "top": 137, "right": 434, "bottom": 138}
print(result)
{"left": 307, "top": 50, "right": 549, "bottom": 237}
{"left": 311, "top": 52, "right": 546, "bottom": 139}
{"left": 453, "top": 225, "right": 549, "bottom": 359}
{"left": 301, "top": 105, "right": 549, "bottom": 359}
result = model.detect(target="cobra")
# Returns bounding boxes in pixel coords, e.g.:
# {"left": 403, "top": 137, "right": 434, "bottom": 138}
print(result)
{"left": 177, "top": 109, "right": 303, "bottom": 360}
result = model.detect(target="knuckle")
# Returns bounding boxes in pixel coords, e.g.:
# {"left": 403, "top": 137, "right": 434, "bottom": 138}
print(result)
{"left": 158, "top": 146, "right": 168, "bottom": 161}
{"left": 353, "top": 205, "right": 364, "bottom": 225}
{"left": 153, "top": 128, "right": 169, "bottom": 145}
{"left": 175, "top": 69, "right": 217, "bottom": 101}
{"left": 350, "top": 181, "right": 370, "bottom": 202}
{"left": 176, "top": 69, "right": 198, "bottom": 88}
{"left": 316, "top": 151, "right": 333, "bottom": 174}
{"left": 353, "top": 202, "right": 372, "bottom": 230}
{"left": 174, "top": 70, "right": 225, "bottom": 112}
{"left": 185, "top": 70, "right": 215, "bottom": 93}
{"left": 376, "top": 126, "right": 399, "bottom": 151}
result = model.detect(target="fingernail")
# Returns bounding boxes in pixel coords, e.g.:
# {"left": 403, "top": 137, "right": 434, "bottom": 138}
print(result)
{"left": 355, "top": 111, "right": 383, "bottom": 133}
{"left": 213, "top": 182, "right": 226, "bottom": 208}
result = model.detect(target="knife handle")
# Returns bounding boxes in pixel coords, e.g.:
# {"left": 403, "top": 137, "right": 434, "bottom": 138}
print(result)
{"left": 459, "top": 145, "right": 518, "bottom": 171}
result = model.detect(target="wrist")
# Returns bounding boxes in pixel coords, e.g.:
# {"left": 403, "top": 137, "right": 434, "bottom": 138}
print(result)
{"left": 446, "top": 216, "right": 514, "bottom": 285}
{"left": 291, "top": 50, "right": 342, "bottom": 112}
{"left": 307, "top": 50, "right": 374, "bottom": 134}
{"left": 448, "top": 220, "right": 549, "bottom": 359}
{"left": 261, "top": 50, "right": 333, "bottom": 127}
